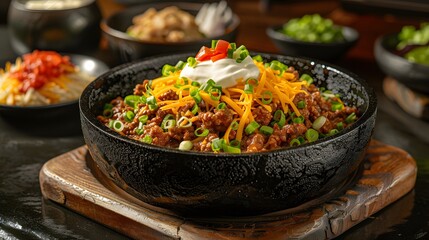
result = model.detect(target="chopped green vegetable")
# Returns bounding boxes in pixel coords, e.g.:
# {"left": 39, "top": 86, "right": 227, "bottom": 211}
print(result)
{"left": 281, "top": 14, "right": 344, "bottom": 43}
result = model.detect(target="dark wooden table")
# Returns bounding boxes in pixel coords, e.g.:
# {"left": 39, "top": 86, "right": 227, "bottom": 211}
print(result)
{"left": 1, "top": 1, "right": 429, "bottom": 239}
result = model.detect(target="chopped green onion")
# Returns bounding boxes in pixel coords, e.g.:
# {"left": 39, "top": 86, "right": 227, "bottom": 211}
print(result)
{"left": 245, "top": 121, "right": 260, "bottom": 135}
{"left": 290, "top": 138, "right": 301, "bottom": 147}
{"left": 305, "top": 128, "right": 319, "bottom": 142}
{"left": 175, "top": 60, "right": 186, "bottom": 70}
{"left": 293, "top": 115, "right": 305, "bottom": 124}
{"left": 217, "top": 102, "right": 226, "bottom": 109}
{"left": 187, "top": 57, "right": 197, "bottom": 67}
{"left": 123, "top": 110, "right": 135, "bottom": 122}
{"left": 246, "top": 78, "right": 259, "bottom": 86}
{"left": 227, "top": 48, "right": 234, "bottom": 58}
{"left": 229, "top": 140, "right": 241, "bottom": 148}
{"left": 140, "top": 95, "right": 147, "bottom": 104}
{"left": 135, "top": 128, "right": 144, "bottom": 135}
{"left": 108, "top": 119, "right": 114, "bottom": 128}
{"left": 179, "top": 140, "right": 193, "bottom": 151}
{"left": 297, "top": 100, "right": 306, "bottom": 109}
{"left": 252, "top": 55, "right": 263, "bottom": 62}
{"left": 337, "top": 122, "right": 344, "bottom": 130}
{"left": 223, "top": 145, "right": 241, "bottom": 153}
{"left": 260, "top": 125, "right": 274, "bottom": 135}
{"left": 195, "top": 127, "right": 209, "bottom": 137}
{"left": 211, "top": 40, "right": 218, "bottom": 49}
{"left": 161, "top": 114, "right": 175, "bottom": 130}
{"left": 162, "top": 64, "right": 176, "bottom": 76}
{"left": 139, "top": 115, "right": 148, "bottom": 124}
{"left": 112, "top": 120, "right": 124, "bottom": 132}
{"left": 146, "top": 95, "right": 158, "bottom": 110}
{"left": 191, "top": 81, "right": 200, "bottom": 87}
{"left": 191, "top": 103, "right": 199, "bottom": 115}
{"left": 328, "top": 129, "right": 339, "bottom": 136}
{"left": 273, "top": 110, "right": 286, "bottom": 128}
{"left": 141, "top": 135, "right": 152, "bottom": 144}
{"left": 345, "top": 112, "right": 357, "bottom": 124}
{"left": 177, "top": 116, "right": 192, "bottom": 128}
{"left": 190, "top": 89, "right": 202, "bottom": 104}
{"left": 244, "top": 84, "right": 254, "bottom": 94}
{"left": 145, "top": 80, "right": 153, "bottom": 94}
{"left": 229, "top": 42, "right": 237, "bottom": 50}
{"left": 163, "top": 119, "right": 176, "bottom": 130}
{"left": 148, "top": 104, "right": 158, "bottom": 110}
{"left": 300, "top": 74, "right": 314, "bottom": 85}
{"left": 209, "top": 88, "right": 221, "bottom": 100}
{"left": 146, "top": 95, "right": 157, "bottom": 105}
{"left": 331, "top": 101, "right": 343, "bottom": 111}
{"left": 230, "top": 121, "right": 239, "bottom": 130}
{"left": 206, "top": 79, "right": 216, "bottom": 87}
{"left": 297, "top": 136, "right": 306, "bottom": 143}
{"left": 103, "top": 109, "right": 113, "bottom": 118}
{"left": 312, "top": 116, "right": 327, "bottom": 130}
{"left": 261, "top": 91, "right": 273, "bottom": 104}
{"left": 124, "top": 95, "right": 141, "bottom": 108}
{"left": 270, "top": 60, "right": 287, "bottom": 75}
{"left": 211, "top": 138, "right": 224, "bottom": 152}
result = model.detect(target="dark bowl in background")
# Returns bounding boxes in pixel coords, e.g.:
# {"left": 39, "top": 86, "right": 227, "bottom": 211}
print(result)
{"left": 79, "top": 52, "right": 377, "bottom": 216}
{"left": 374, "top": 33, "right": 429, "bottom": 94}
{"left": 101, "top": 2, "right": 240, "bottom": 64}
{"left": 7, "top": 0, "right": 102, "bottom": 55}
{"left": 266, "top": 25, "right": 359, "bottom": 61}
{"left": 0, "top": 54, "right": 109, "bottom": 122}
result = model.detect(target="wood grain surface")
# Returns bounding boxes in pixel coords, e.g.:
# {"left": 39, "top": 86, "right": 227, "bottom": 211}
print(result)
{"left": 39, "top": 140, "right": 416, "bottom": 240}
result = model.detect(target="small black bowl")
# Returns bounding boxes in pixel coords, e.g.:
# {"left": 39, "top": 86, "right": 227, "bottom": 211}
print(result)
{"left": 267, "top": 25, "right": 359, "bottom": 61}
{"left": 80, "top": 52, "right": 377, "bottom": 216}
{"left": 101, "top": 2, "right": 240, "bottom": 64}
{"left": 7, "top": 0, "right": 102, "bottom": 55}
{"left": 0, "top": 54, "right": 109, "bottom": 121}
{"left": 374, "top": 34, "right": 429, "bottom": 94}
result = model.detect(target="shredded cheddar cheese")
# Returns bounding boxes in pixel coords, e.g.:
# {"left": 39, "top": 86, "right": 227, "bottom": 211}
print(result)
{"left": 144, "top": 59, "right": 308, "bottom": 144}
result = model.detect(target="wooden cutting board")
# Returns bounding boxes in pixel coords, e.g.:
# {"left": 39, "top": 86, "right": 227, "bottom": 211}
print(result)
{"left": 39, "top": 140, "right": 416, "bottom": 240}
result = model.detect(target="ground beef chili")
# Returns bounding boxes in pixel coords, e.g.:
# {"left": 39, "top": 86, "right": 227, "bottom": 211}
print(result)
{"left": 97, "top": 44, "right": 359, "bottom": 153}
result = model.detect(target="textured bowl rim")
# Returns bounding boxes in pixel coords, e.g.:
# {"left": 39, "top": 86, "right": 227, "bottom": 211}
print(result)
{"left": 100, "top": 1, "right": 240, "bottom": 46}
{"left": 80, "top": 53, "right": 377, "bottom": 158}
{"left": 266, "top": 25, "right": 359, "bottom": 47}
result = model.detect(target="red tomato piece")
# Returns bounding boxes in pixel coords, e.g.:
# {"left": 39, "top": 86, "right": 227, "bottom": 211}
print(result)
{"left": 211, "top": 53, "right": 227, "bottom": 62}
{"left": 214, "top": 40, "right": 230, "bottom": 54}
{"left": 196, "top": 46, "right": 215, "bottom": 61}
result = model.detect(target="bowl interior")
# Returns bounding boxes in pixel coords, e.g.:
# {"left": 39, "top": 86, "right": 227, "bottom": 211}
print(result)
{"left": 103, "top": 2, "right": 239, "bottom": 45}
{"left": 81, "top": 53, "right": 374, "bottom": 150}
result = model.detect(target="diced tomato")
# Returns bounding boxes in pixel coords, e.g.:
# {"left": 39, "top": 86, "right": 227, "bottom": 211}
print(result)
{"left": 10, "top": 50, "right": 75, "bottom": 93}
{"left": 214, "top": 40, "right": 230, "bottom": 54}
{"left": 196, "top": 46, "right": 215, "bottom": 61}
{"left": 211, "top": 53, "right": 227, "bottom": 62}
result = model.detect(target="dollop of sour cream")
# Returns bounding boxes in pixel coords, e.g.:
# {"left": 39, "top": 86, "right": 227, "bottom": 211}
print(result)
{"left": 179, "top": 56, "right": 260, "bottom": 88}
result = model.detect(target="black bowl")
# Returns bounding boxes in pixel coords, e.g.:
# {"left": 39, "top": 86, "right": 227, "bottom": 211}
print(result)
{"left": 79, "top": 53, "right": 377, "bottom": 216}
{"left": 7, "top": 0, "right": 102, "bottom": 55}
{"left": 101, "top": 2, "right": 240, "bottom": 64}
{"left": 374, "top": 33, "right": 429, "bottom": 94}
{"left": 0, "top": 54, "right": 109, "bottom": 121}
{"left": 266, "top": 25, "right": 359, "bottom": 61}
